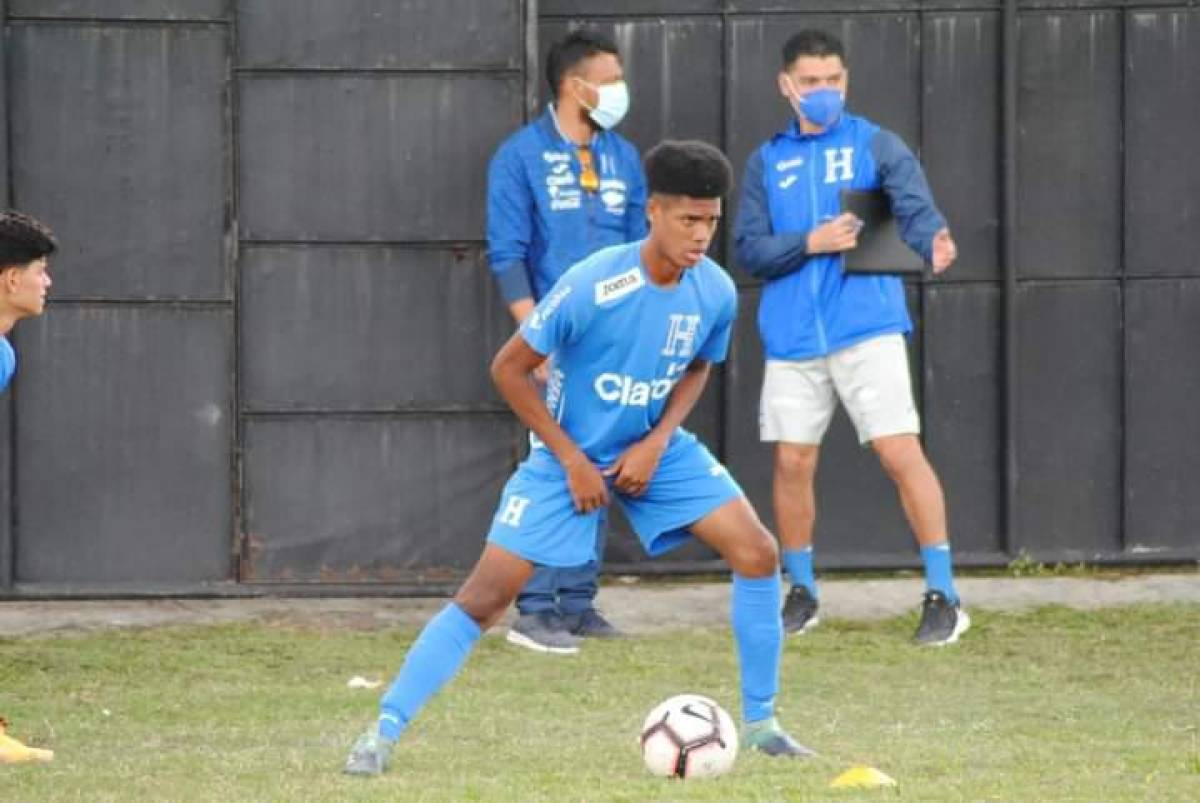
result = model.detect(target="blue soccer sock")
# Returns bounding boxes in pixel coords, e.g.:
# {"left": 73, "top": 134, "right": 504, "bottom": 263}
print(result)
{"left": 921, "top": 542, "right": 959, "bottom": 604}
{"left": 781, "top": 547, "right": 816, "bottom": 597}
{"left": 377, "top": 602, "right": 481, "bottom": 743}
{"left": 730, "top": 572, "right": 783, "bottom": 724}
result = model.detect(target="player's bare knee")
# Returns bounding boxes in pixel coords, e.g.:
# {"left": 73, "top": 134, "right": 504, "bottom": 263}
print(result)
{"left": 729, "top": 528, "right": 779, "bottom": 577}
{"left": 775, "top": 444, "right": 818, "bottom": 483}
{"left": 874, "top": 435, "right": 923, "bottom": 480}
{"left": 453, "top": 585, "right": 514, "bottom": 631}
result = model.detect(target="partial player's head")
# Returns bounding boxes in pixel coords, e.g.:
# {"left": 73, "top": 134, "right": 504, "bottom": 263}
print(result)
{"left": 0, "top": 210, "right": 56, "bottom": 321}
{"left": 644, "top": 140, "right": 733, "bottom": 270}
{"left": 779, "top": 29, "right": 848, "bottom": 132}
{"left": 546, "top": 30, "right": 628, "bottom": 130}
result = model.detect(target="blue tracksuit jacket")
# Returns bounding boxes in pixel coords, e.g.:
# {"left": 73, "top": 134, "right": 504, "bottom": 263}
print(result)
{"left": 486, "top": 106, "right": 648, "bottom": 303}
{"left": 734, "top": 113, "right": 946, "bottom": 360}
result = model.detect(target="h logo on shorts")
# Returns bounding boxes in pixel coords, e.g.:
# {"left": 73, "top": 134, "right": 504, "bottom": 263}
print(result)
{"left": 661, "top": 314, "right": 700, "bottom": 358}
{"left": 497, "top": 495, "right": 532, "bottom": 527}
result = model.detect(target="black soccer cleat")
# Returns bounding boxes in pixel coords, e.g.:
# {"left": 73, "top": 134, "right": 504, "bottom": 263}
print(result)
{"left": 782, "top": 584, "right": 820, "bottom": 635}
{"left": 914, "top": 590, "right": 970, "bottom": 646}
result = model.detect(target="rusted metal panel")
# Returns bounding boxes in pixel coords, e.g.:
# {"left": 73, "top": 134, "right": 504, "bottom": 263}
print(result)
{"left": 13, "top": 306, "right": 233, "bottom": 583}
{"left": 1016, "top": 11, "right": 1121, "bottom": 278}
{"left": 1126, "top": 280, "right": 1200, "bottom": 553}
{"left": 237, "top": 74, "right": 522, "bottom": 242}
{"left": 1017, "top": 283, "right": 1122, "bottom": 555}
{"left": 9, "top": 23, "right": 229, "bottom": 300}
{"left": 924, "top": 285, "right": 1003, "bottom": 555}
{"left": 9, "top": 0, "right": 226, "bottom": 20}
{"left": 238, "top": 0, "right": 522, "bottom": 70}
{"left": 1126, "top": 9, "right": 1200, "bottom": 277}
{"left": 241, "top": 415, "right": 520, "bottom": 583}
{"left": 922, "top": 12, "right": 1001, "bottom": 281}
{"left": 240, "top": 245, "right": 509, "bottom": 411}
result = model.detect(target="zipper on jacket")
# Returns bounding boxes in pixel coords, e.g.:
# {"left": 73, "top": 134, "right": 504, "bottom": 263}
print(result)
{"left": 808, "top": 138, "right": 829, "bottom": 354}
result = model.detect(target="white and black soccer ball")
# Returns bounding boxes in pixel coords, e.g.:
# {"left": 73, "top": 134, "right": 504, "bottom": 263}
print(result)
{"left": 639, "top": 694, "right": 738, "bottom": 779}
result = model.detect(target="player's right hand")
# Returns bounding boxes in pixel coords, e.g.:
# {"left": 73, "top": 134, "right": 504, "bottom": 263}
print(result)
{"left": 565, "top": 455, "right": 609, "bottom": 514}
{"left": 806, "top": 213, "right": 862, "bottom": 254}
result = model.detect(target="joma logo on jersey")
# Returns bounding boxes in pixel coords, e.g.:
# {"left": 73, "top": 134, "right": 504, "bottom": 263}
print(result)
{"left": 594, "top": 373, "right": 677, "bottom": 407}
{"left": 661, "top": 314, "right": 700, "bottom": 357}
{"left": 595, "top": 267, "right": 644, "bottom": 304}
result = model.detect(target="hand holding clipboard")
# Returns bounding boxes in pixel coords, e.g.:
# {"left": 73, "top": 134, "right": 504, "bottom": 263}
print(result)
{"left": 837, "top": 189, "right": 926, "bottom": 275}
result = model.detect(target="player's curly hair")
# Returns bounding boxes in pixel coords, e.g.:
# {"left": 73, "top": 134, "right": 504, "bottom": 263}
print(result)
{"left": 644, "top": 140, "right": 733, "bottom": 200}
{"left": 0, "top": 210, "right": 56, "bottom": 270}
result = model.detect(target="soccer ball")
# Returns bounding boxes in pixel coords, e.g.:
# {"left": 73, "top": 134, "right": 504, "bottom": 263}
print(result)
{"left": 639, "top": 694, "right": 738, "bottom": 779}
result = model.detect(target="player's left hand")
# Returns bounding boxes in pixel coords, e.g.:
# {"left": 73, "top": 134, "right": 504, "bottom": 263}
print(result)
{"left": 603, "top": 437, "right": 667, "bottom": 497}
{"left": 931, "top": 228, "right": 957, "bottom": 274}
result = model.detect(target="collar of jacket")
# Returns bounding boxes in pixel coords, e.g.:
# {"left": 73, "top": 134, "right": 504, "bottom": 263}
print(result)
{"left": 775, "top": 115, "right": 848, "bottom": 143}
{"left": 536, "top": 104, "right": 601, "bottom": 149}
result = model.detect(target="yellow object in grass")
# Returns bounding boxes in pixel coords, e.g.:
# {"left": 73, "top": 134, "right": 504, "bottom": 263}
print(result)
{"left": 0, "top": 717, "right": 54, "bottom": 763}
{"left": 830, "top": 765, "right": 897, "bottom": 789}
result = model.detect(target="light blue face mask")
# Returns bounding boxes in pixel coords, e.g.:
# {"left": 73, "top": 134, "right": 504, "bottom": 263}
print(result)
{"left": 796, "top": 87, "right": 845, "bottom": 129}
{"left": 579, "top": 79, "right": 630, "bottom": 130}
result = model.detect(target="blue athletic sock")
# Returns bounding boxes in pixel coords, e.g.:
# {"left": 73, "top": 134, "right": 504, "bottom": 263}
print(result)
{"left": 730, "top": 572, "right": 783, "bottom": 724}
{"left": 377, "top": 602, "right": 481, "bottom": 742}
{"left": 781, "top": 548, "right": 816, "bottom": 597}
{"left": 921, "top": 542, "right": 959, "bottom": 604}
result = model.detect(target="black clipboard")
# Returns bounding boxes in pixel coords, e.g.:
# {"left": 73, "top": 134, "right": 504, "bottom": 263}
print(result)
{"left": 839, "top": 188, "right": 926, "bottom": 274}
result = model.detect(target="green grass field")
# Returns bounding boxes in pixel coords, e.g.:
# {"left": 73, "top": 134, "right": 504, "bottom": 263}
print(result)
{"left": 2, "top": 603, "right": 1198, "bottom": 801}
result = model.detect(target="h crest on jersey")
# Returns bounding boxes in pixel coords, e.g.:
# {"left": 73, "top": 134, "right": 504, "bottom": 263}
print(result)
{"left": 824, "top": 147, "right": 854, "bottom": 184}
{"left": 662, "top": 314, "right": 701, "bottom": 358}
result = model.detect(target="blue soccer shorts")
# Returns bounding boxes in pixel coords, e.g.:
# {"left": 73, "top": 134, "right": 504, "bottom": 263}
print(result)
{"left": 486, "top": 434, "right": 743, "bottom": 567}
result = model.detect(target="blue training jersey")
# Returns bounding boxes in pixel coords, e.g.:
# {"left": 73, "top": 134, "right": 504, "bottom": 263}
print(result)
{"left": 519, "top": 241, "right": 737, "bottom": 468}
{"left": 0, "top": 337, "right": 14, "bottom": 392}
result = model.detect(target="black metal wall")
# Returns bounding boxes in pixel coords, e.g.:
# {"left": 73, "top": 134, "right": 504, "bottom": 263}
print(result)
{"left": 0, "top": 1, "right": 1196, "bottom": 595}
{"left": 542, "top": 0, "right": 1200, "bottom": 571}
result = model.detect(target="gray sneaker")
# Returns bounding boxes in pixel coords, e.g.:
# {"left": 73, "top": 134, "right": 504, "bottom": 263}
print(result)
{"left": 914, "top": 590, "right": 970, "bottom": 646}
{"left": 505, "top": 611, "right": 582, "bottom": 654}
{"left": 343, "top": 729, "right": 392, "bottom": 776}
{"left": 563, "top": 608, "right": 622, "bottom": 638}
{"left": 782, "top": 585, "right": 820, "bottom": 635}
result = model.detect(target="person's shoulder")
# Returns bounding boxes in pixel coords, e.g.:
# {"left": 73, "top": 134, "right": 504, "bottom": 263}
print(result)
{"left": 561, "top": 242, "right": 645, "bottom": 306}
{"left": 604, "top": 130, "right": 643, "bottom": 163}
{"left": 841, "top": 112, "right": 890, "bottom": 143}
{"left": 494, "top": 117, "right": 552, "bottom": 162}
{"left": 692, "top": 256, "right": 738, "bottom": 301}
{"left": 565, "top": 241, "right": 641, "bottom": 283}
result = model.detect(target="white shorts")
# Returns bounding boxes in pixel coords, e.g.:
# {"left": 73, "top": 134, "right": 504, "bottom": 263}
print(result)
{"left": 759, "top": 334, "right": 920, "bottom": 445}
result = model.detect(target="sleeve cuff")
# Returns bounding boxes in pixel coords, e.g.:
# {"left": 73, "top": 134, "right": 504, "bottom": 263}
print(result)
{"left": 493, "top": 262, "right": 533, "bottom": 304}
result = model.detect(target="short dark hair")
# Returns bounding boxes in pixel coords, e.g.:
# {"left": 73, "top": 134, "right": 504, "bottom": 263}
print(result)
{"left": 546, "top": 30, "right": 620, "bottom": 98}
{"left": 0, "top": 210, "right": 56, "bottom": 270}
{"left": 782, "top": 29, "right": 845, "bottom": 69}
{"left": 644, "top": 140, "right": 733, "bottom": 199}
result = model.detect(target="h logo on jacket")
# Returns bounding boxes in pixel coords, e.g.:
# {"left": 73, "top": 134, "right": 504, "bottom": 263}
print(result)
{"left": 824, "top": 147, "right": 854, "bottom": 184}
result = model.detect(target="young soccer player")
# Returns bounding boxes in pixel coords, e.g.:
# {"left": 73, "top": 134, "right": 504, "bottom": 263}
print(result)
{"left": 344, "top": 140, "right": 814, "bottom": 776}
{"left": 0, "top": 211, "right": 56, "bottom": 394}
{"left": 0, "top": 210, "right": 56, "bottom": 765}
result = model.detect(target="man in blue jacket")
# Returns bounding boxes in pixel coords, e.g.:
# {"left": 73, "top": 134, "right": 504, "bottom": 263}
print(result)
{"left": 735, "top": 30, "right": 968, "bottom": 646}
{"left": 486, "top": 30, "right": 648, "bottom": 653}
